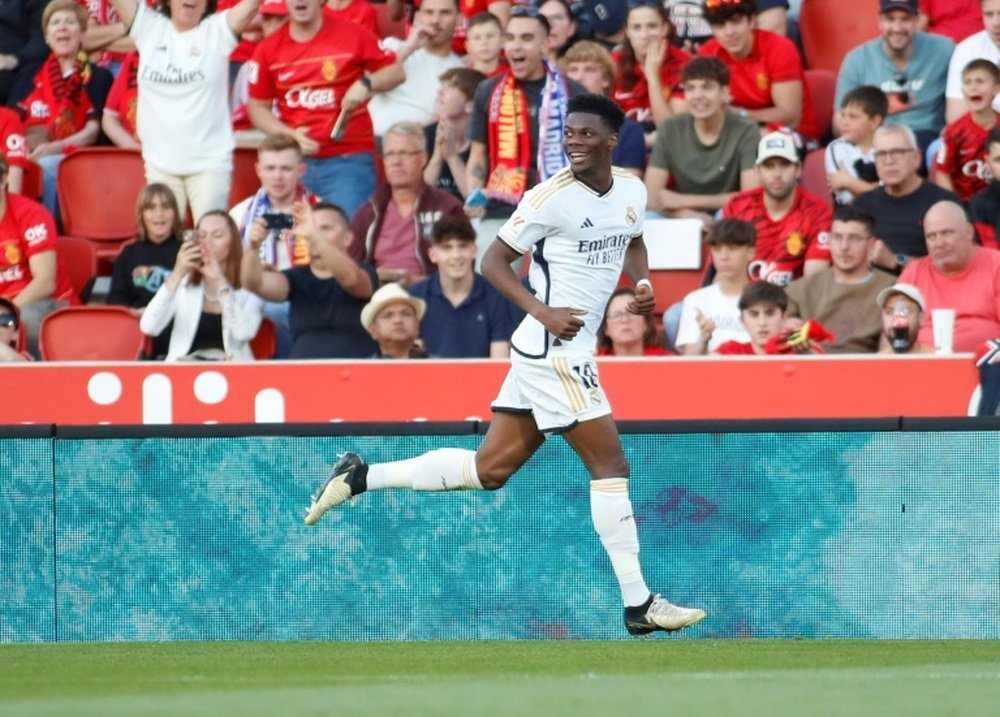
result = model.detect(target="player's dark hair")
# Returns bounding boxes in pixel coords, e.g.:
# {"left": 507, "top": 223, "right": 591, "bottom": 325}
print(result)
{"left": 832, "top": 204, "right": 875, "bottom": 236}
{"left": 705, "top": 218, "right": 756, "bottom": 247}
{"left": 962, "top": 58, "right": 1000, "bottom": 84}
{"left": 681, "top": 56, "right": 730, "bottom": 87}
{"left": 438, "top": 67, "right": 488, "bottom": 101}
{"left": 567, "top": 93, "right": 625, "bottom": 132}
{"left": 702, "top": 0, "right": 756, "bottom": 26}
{"left": 738, "top": 281, "right": 788, "bottom": 312}
{"left": 840, "top": 85, "right": 889, "bottom": 120}
{"left": 312, "top": 201, "right": 350, "bottom": 226}
{"left": 432, "top": 215, "right": 477, "bottom": 244}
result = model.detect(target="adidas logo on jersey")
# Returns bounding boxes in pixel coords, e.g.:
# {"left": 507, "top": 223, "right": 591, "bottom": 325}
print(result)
{"left": 580, "top": 217, "right": 594, "bottom": 229}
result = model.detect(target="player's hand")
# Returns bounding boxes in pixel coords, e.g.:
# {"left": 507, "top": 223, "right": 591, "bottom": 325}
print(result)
{"left": 628, "top": 283, "right": 655, "bottom": 316}
{"left": 538, "top": 306, "right": 587, "bottom": 341}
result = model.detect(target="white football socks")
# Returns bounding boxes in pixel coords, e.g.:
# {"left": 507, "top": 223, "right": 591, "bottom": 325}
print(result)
{"left": 366, "top": 448, "right": 483, "bottom": 492}
{"left": 591, "top": 478, "right": 651, "bottom": 607}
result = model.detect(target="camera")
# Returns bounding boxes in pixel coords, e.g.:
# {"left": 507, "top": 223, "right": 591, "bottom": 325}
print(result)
{"left": 263, "top": 212, "right": 295, "bottom": 230}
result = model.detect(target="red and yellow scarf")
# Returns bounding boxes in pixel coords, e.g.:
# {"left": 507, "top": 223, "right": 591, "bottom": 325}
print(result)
{"left": 25, "top": 51, "right": 93, "bottom": 140}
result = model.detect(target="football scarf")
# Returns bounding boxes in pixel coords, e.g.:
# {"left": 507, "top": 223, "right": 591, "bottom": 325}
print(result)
{"left": 29, "top": 51, "right": 93, "bottom": 140}
{"left": 239, "top": 187, "right": 315, "bottom": 269}
{"left": 485, "top": 62, "right": 569, "bottom": 204}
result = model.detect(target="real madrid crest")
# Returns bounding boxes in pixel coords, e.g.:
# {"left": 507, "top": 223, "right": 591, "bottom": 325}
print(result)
{"left": 625, "top": 207, "right": 637, "bottom": 226}
{"left": 322, "top": 59, "right": 337, "bottom": 82}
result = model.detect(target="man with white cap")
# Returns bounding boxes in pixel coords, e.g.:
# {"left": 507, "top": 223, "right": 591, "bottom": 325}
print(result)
{"left": 876, "top": 283, "right": 934, "bottom": 354}
{"left": 361, "top": 282, "right": 429, "bottom": 359}
{"left": 721, "top": 130, "right": 832, "bottom": 286}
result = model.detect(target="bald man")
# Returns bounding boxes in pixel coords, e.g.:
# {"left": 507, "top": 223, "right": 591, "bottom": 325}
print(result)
{"left": 898, "top": 200, "right": 1000, "bottom": 352}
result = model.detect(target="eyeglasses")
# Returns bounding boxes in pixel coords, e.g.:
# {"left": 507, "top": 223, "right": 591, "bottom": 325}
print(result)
{"left": 383, "top": 149, "right": 424, "bottom": 161}
{"left": 873, "top": 147, "right": 913, "bottom": 162}
{"left": 893, "top": 73, "right": 910, "bottom": 105}
{"left": 0, "top": 314, "right": 17, "bottom": 329}
{"left": 606, "top": 311, "right": 641, "bottom": 322}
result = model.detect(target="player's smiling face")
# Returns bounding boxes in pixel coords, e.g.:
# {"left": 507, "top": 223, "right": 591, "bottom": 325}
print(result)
{"left": 562, "top": 112, "right": 615, "bottom": 175}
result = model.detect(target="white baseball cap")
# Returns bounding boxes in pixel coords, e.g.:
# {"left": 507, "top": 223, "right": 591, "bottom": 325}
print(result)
{"left": 756, "top": 131, "right": 799, "bottom": 165}
{"left": 876, "top": 283, "right": 926, "bottom": 312}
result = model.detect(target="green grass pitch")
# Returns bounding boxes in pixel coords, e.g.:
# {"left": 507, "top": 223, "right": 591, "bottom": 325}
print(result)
{"left": 2, "top": 640, "right": 999, "bottom": 716}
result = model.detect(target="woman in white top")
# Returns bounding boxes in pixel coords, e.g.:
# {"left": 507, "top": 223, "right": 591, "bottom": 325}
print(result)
{"left": 141, "top": 210, "right": 264, "bottom": 361}
{"left": 107, "top": 0, "right": 261, "bottom": 222}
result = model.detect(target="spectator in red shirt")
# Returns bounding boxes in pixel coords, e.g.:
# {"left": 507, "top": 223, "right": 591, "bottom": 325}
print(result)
{"left": 722, "top": 131, "right": 832, "bottom": 286}
{"left": 0, "top": 106, "right": 29, "bottom": 194}
{"left": 919, "top": 0, "right": 982, "bottom": 43}
{"left": 612, "top": 2, "right": 690, "bottom": 133}
{"left": 0, "top": 153, "right": 78, "bottom": 357}
{"left": 101, "top": 49, "right": 140, "bottom": 148}
{"left": 246, "top": 0, "right": 404, "bottom": 217}
{"left": 464, "top": 10, "right": 504, "bottom": 77}
{"left": 325, "top": 0, "right": 379, "bottom": 36}
{"left": 935, "top": 58, "right": 1000, "bottom": 203}
{"left": 698, "top": 0, "right": 818, "bottom": 143}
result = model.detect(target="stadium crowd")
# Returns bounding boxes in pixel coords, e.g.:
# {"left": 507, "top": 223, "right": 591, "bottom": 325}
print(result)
{"left": 0, "top": 0, "right": 998, "bottom": 363}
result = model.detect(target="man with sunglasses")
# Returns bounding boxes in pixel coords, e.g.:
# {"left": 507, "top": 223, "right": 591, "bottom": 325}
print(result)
{"left": 0, "top": 297, "right": 30, "bottom": 362}
{"left": 836, "top": 0, "right": 953, "bottom": 160}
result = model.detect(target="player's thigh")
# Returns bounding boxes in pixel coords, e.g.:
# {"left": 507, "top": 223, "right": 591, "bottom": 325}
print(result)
{"left": 561, "top": 413, "right": 629, "bottom": 480}
{"left": 475, "top": 411, "right": 545, "bottom": 489}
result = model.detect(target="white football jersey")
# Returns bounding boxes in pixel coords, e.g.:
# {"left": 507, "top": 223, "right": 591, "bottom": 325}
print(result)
{"left": 497, "top": 167, "right": 646, "bottom": 358}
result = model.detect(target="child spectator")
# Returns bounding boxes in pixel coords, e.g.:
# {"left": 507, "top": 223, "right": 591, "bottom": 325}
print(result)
{"left": 676, "top": 218, "right": 755, "bottom": 355}
{"left": 423, "top": 67, "right": 487, "bottom": 200}
{"left": 713, "top": 280, "right": 788, "bottom": 355}
{"left": 825, "top": 85, "right": 887, "bottom": 207}
{"left": 934, "top": 59, "right": 1000, "bottom": 203}
{"left": 464, "top": 11, "right": 504, "bottom": 77}
{"left": 968, "top": 125, "right": 1000, "bottom": 250}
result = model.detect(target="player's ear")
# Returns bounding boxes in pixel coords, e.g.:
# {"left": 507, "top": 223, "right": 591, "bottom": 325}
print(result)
{"left": 607, "top": 131, "right": 619, "bottom": 151}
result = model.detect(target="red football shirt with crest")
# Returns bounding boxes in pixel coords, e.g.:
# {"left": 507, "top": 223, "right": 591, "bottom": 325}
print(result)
{"left": 698, "top": 29, "right": 818, "bottom": 141}
{"left": 722, "top": 187, "right": 832, "bottom": 287}
{"left": 935, "top": 111, "right": 997, "bottom": 203}
{"left": 247, "top": 15, "right": 397, "bottom": 158}
{"left": 0, "top": 194, "right": 77, "bottom": 303}
{"left": 0, "top": 107, "right": 28, "bottom": 170}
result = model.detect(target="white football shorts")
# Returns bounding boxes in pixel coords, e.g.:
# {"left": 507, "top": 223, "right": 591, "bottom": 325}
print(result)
{"left": 491, "top": 353, "right": 611, "bottom": 433}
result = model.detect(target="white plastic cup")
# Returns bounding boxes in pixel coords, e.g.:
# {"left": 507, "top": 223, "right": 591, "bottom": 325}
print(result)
{"left": 932, "top": 308, "right": 956, "bottom": 354}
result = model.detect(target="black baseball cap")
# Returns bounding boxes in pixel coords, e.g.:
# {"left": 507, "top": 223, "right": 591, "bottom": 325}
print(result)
{"left": 880, "top": 0, "right": 918, "bottom": 14}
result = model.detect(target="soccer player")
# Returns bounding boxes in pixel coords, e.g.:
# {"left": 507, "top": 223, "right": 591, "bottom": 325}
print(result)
{"left": 304, "top": 93, "right": 707, "bottom": 637}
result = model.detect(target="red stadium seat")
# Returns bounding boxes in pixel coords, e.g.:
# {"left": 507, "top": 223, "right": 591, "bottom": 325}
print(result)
{"left": 374, "top": 1, "right": 407, "bottom": 39}
{"left": 57, "top": 235, "right": 99, "bottom": 303}
{"left": 39, "top": 305, "right": 144, "bottom": 361}
{"left": 20, "top": 159, "right": 43, "bottom": 200}
{"left": 799, "top": 0, "right": 880, "bottom": 73}
{"left": 56, "top": 147, "right": 145, "bottom": 261}
{"left": 229, "top": 145, "right": 262, "bottom": 207}
{"left": 803, "top": 68, "right": 837, "bottom": 141}
{"left": 249, "top": 317, "right": 277, "bottom": 360}
{"left": 801, "top": 148, "right": 833, "bottom": 208}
